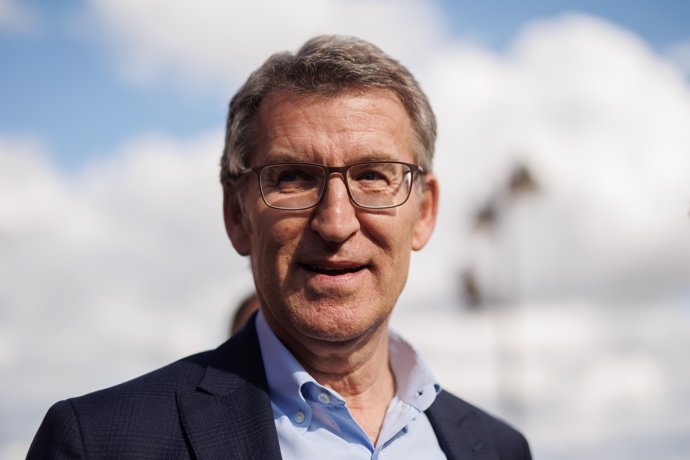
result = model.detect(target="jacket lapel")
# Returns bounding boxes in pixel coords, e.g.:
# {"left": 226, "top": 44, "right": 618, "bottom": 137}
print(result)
{"left": 177, "top": 317, "right": 282, "bottom": 459}
{"left": 426, "top": 391, "right": 500, "bottom": 460}
{"left": 177, "top": 318, "right": 503, "bottom": 459}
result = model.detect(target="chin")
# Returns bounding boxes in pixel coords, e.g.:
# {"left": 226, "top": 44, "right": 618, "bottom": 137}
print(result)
{"left": 299, "top": 320, "right": 360, "bottom": 341}
{"left": 298, "top": 311, "right": 384, "bottom": 344}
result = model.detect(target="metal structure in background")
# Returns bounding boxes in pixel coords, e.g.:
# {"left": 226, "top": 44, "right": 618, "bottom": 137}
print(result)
{"left": 462, "top": 160, "right": 540, "bottom": 421}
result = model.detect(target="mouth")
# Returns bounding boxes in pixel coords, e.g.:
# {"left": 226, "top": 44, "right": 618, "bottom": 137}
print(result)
{"left": 300, "top": 263, "right": 369, "bottom": 276}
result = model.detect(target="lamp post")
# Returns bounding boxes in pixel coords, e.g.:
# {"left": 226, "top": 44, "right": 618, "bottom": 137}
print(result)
{"left": 462, "top": 160, "right": 539, "bottom": 421}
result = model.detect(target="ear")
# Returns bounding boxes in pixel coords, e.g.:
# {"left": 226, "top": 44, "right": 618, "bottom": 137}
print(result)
{"left": 223, "top": 183, "right": 251, "bottom": 256}
{"left": 412, "top": 173, "right": 439, "bottom": 251}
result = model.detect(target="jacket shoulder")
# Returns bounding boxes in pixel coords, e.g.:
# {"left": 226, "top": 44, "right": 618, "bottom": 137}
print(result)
{"left": 79, "top": 349, "right": 213, "bottom": 401}
{"left": 28, "top": 321, "right": 271, "bottom": 458}
{"left": 427, "top": 390, "right": 532, "bottom": 460}
{"left": 27, "top": 350, "right": 215, "bottom": 458}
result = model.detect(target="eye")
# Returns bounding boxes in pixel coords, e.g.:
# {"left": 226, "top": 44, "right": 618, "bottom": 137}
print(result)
{"left": 356, "top": 170, "right": 387, "bottom": 182}
{"left": 351, "top": 163, "right": 399, "bottom": 186}
{"left": 262, "top": 164, "right": 322, "bottom": 193}
{"left": 276, "top": 168, "right": 306, "bottom": 183}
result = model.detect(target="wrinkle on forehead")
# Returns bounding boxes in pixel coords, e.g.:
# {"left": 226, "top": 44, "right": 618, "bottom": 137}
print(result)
{"left": 254, "top": 89, "right": 415, "bottom": 167}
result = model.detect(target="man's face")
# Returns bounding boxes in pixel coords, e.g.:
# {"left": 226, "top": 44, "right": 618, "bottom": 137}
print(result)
{"left": 225, "top": 89, "right": 438, "bottom": 350}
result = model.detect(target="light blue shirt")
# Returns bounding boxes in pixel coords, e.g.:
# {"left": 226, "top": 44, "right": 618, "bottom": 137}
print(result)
{"left": 255, "top": 311, "right": 447, "bottom": 460}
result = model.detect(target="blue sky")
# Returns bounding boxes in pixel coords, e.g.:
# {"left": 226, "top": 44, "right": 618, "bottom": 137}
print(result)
{"left": 1, "top": 0, "right": 688, "bottom": 169}
{"left": 439, "top": 0, "right": 690, "bottom": 47}
{"left": 0, "top": 1, "right": 222, "bottom": 168}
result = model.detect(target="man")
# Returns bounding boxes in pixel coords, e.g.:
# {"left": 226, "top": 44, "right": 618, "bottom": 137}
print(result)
{"left": 29, "top": 35, "right": 531, "bottom": 459}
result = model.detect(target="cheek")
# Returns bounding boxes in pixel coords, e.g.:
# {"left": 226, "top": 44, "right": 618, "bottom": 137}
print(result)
{"left": 380, "top": 213, "right": 419, "bottom": 278}
{"left": 363, "top": 209, "right": 419, "bottom": 254}
{"left": 249, "top": 214, "right": 305, "bottom": 271}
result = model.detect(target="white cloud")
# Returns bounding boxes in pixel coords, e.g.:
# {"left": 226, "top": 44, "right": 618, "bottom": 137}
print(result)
{"left": 392, "top": 300, "right": 690, "bottom": 460}
{"left": 414, "top": 13, "right": 690, "bottom": 304}
{"left": 0, "top": 132, "right": 255, "bottom": 451}
{"left": 0, "top": 131, "right": 251, "bottom": 340}
{"left": 80, "top": 0, "right": 448, "bottom": 89}
{"left": 0, "top": 0, "right": 38, "bottom": 35}
{"left": 667, "top": 39, "right": 690, "bottom": 77}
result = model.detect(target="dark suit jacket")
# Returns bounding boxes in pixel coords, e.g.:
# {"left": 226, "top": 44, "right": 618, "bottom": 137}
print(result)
{"left": 28, "top": 319, "right": 531, "bottom": 459}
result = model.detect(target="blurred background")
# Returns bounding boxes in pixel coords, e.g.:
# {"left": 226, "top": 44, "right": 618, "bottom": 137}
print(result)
{"left": 1, "top": 0, "right": 689, "bottom": 458}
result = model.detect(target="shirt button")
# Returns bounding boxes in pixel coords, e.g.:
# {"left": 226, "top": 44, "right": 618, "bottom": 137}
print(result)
{"left": 294, "top": 411, "right": 305, "bottom": 424}
{"left": 317, "top": 392, "right": 330, "bottom": 404}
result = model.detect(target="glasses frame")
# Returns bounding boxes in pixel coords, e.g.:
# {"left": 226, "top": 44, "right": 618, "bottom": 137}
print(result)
{"left": 237, "top": 161, "right": 425, "bottom": 211}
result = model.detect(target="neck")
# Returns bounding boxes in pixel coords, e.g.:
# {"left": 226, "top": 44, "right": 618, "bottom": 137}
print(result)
{"left": 273, "top": 319, "right": 396, "bottom": 444}
{"left": 305, "top": 326, "right": 393, "bottom": 396}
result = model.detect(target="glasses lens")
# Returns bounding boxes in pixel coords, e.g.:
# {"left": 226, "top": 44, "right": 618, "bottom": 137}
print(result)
{"left": 259, "top": 164, "right": 325, "bottom": 209}
{"left": 347, "top": 162, "right": 413, "bottom": 208}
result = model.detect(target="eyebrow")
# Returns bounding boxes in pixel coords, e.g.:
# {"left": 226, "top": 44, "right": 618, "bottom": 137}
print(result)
{"left": 356, "top": 153, "right": 399, "bottom": 162}
{"left": 262, "top": 152, "right": 400, "bottom": 164}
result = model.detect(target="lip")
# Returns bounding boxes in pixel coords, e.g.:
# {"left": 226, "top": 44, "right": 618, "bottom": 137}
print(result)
{"left": 300, "top": 260, "right": 369, "bottom": 274}
{"left": 297, "top": 259, "right": 371, "bottom": 283}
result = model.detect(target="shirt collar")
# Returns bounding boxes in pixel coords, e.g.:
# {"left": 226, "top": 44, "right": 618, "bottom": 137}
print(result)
{"left": 388, "top": 329, "right": 441, "bottom": 411}
{"left": 255, "top": 310, "right": 317, "bottom": 416}
{"left": 255, "top": 310, "right": 440, "bottom": 417}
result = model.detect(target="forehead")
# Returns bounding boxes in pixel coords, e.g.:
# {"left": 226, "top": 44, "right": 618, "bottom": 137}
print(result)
{"left": 253, "top": 89, "right": 415, "bottom": 165}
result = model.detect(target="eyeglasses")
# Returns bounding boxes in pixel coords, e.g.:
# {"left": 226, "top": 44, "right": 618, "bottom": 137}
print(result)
{"left": 236, "top": 161, "right": 424, "bottom": 210}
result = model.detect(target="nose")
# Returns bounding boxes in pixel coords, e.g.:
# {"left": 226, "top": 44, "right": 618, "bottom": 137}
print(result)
{"left": 310, "top": 174, "right": 360, "bottom": 243}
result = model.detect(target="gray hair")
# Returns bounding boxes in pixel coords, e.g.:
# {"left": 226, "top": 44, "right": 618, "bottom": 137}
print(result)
{"left": 220, "top": 35, "right": 436, "bottom": 184}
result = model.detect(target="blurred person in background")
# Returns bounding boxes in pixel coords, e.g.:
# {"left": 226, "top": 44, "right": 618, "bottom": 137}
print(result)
{"left": 230, "top": 292, "right": 260, "bottom": 335}
{"left": 28, "top": 35, "right": 530, "bottom": 459}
